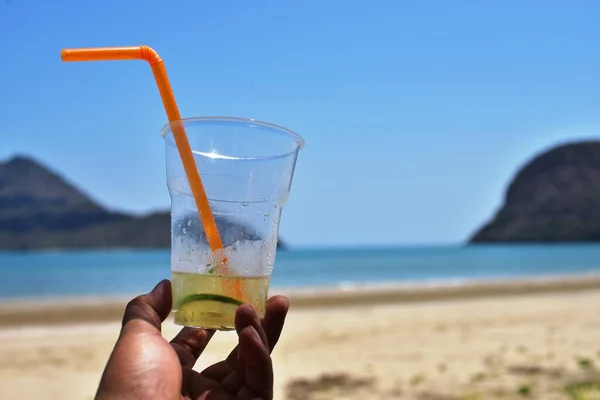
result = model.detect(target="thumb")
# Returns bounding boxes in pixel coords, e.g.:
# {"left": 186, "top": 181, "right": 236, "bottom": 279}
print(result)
{"left": 121, "top": 279, "right": 173, "bottom": 335}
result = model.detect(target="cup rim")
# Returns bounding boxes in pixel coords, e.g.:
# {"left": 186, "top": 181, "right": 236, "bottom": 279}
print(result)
{"left": 160, "top": 116, "right": 305, "bottom": 150}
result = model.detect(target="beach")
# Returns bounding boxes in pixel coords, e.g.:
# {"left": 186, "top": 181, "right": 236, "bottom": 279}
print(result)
{"left": 1, "top": 277, "right": 600, "bottom": 399}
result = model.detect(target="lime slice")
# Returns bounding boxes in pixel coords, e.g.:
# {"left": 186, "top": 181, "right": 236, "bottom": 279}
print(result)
{"left": 175, "top": 293, "right": 244, "bottom": 310}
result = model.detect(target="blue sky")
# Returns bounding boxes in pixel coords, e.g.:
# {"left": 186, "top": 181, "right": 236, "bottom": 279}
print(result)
{"left": 1, "top": 1, "right": 599, "bottom": 247}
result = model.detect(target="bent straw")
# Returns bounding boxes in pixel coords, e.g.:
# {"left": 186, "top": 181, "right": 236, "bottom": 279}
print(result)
{"left": 61, "top": 46, "right": 241, "bottom": 297}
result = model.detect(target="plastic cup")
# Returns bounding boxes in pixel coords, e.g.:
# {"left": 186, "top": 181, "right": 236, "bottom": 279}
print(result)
{"left": 162, "top": 117, "right": 304, "bottom": 330}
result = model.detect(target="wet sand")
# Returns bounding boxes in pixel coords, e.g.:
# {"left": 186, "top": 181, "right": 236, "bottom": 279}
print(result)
{"left": 1, "top": 276, "right": 600, "bottom": 399}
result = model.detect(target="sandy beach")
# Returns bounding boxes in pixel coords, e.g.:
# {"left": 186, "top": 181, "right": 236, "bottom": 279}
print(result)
{"left": 1, "top": 277, "right": 600, "bottom": 399}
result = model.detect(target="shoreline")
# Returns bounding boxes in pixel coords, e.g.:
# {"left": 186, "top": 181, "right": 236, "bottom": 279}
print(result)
{"left": 2, "top": 273, "right": 600, "bottom": 328}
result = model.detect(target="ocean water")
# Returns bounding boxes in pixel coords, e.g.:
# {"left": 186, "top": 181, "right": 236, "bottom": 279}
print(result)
{"left": 1, "top": 245, "right": 600, "bottom": 300}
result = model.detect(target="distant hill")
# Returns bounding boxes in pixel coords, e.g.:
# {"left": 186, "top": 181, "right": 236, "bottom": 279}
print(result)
{"left": 0, "top": 156, "right": 286, "bottom": 250}
{"left": 470, "top": 141, "right": 600, "bottom": 243}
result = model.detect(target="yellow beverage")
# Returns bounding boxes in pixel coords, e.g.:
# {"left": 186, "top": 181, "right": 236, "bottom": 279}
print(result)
{"left": 171, "top": 271, "right": 270, "bottom": 330}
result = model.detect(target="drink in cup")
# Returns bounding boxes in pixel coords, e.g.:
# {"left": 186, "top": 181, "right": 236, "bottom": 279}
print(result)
{"left": 60, "top": 46, "right": 303, "bottom": 330}
{"left": 162, "top": 117, "right": 303, "bottom": 330}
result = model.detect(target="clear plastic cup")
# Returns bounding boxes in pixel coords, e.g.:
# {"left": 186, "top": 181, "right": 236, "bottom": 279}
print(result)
{"left": 161, "top": 117, "right": 304, "bottom": 330}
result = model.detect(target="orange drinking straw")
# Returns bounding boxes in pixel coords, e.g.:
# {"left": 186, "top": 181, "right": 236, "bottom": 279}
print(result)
{"left": 61, "top": 46, "right": 237, "bottom": 291}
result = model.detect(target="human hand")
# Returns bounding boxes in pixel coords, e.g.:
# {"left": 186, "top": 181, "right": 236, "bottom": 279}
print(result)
{"left": 95, "top": 280, "right": 289, "bottom": 400}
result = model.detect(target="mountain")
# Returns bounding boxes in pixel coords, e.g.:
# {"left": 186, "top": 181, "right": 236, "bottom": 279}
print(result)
{"left": 470, "top": 141, "right": 600, "bottom": 243}
{"left": 0, "top": 156, "right": 286, "bottom": 250}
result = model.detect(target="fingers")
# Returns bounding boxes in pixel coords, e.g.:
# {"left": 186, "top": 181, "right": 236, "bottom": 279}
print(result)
{"left": 229, "top": 296, "right": 289, "bottom": 363}
{"left": 235, "top": 304, "right": 269, "bottom": 347}
{"left": 121, "top": 279, "right": 172, "bottom": 335}
{"left": 221, "top": 301, "right": 281, "bottom": 397}
{"left": 260, "top": 295, "right": 289, "bottom": 353}
{"left": 201, "top": 296, "right": 290, "bottom": 382}
{"left": 218, "top": 304, "right": 269, "bottom": 392}
{"left": 170, "top": 327, "right": 215, "bottom": 369}
{"left": 237, "top": 325, "right": 273, "bottom": 400}
{"left": 182, "top": 369, "right": 223, "bottom": 399}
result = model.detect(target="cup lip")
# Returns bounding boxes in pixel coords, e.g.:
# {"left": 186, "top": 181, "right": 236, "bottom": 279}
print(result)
{"left": 160, "top": 116, "right": 305, "bottom": 150}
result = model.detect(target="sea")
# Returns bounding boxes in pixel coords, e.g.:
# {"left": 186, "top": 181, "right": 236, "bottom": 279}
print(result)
{"left": 1, "top": 245, "right": 600, "bottom": 300}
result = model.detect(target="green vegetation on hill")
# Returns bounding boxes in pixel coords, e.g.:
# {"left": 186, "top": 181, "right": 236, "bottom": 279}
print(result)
{"left": 0, "top": 156, "right": 285, "bottom": 250}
